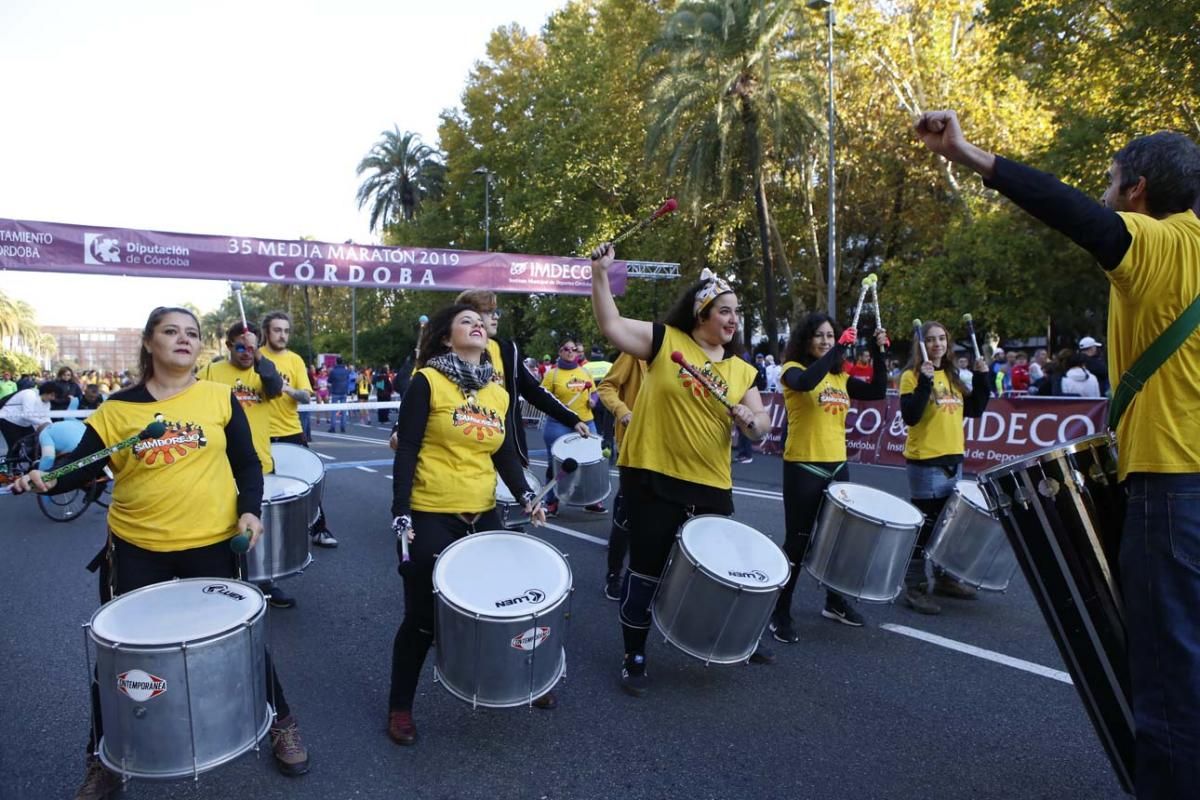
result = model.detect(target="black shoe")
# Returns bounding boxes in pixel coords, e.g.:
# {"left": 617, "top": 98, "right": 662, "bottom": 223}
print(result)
{"left": 749, "top": 644, "right": 776, "bottom": 665}
{"left": 821, "top": 595, "right": 865, "bottom": 627}
{"left": 604, "top": 572, "right": 622, "bottom": 601}
{"left": 545, "top": 500, "right": 560, "bottom": 518}
{"left": 531, "top": 691, "right": 558, "bottom": 710}
{"left": 266, "top": 585, "right": 297, "bottom": 609}
{"left": 620, "top": 653, "right": 648, "bottom": 697}
{"left": 584, "top": 503, "right": 606, "bottom": 514}
{"left": 902, "top": 587, "right": 942, "bottom": 615}
{"left": 769, "top": 615, "right": 799, "bottom": 644}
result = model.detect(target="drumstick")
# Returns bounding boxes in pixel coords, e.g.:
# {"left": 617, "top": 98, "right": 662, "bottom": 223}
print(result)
{"left": 962, "top": 313, "right": 982, "bottom": 362}
{"left": 670, "top": 351, "right": 755, "bottom": 430}
{"left": 0, "top": 421, "right": 168, "bottom": 495}
{"left": 530, "top": 458, "right": 579, "bottom": 507}
{"left": 231, "top": 281, "right": 249, "bottom": 352}
{"left": 610, "top": 198, "right": 678, "bottom": 246}
{"left": 229, "top": 527, "right": 254, "bottom": 554}
{"left": 565, "top": 382, "right": 593, "bottom": 408}
{"left": 849, "top": 275, "right": 875, "bottom": 332}
{"left": 871, "top": 279, "right": 888, "bottom": 354}
{"left": 913, "top": 319, "right": 929, "bottom": 363}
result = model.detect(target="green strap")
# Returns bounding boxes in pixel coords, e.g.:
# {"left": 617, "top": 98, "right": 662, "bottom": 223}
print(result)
{"left": 1107, "top": 292, "right": 1200, "bottom": 430}
{"left": 797, "top": 462, "right": 845, "bottom": 481}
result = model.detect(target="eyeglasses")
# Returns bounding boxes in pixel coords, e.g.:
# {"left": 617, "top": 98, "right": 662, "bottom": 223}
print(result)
{"left": 484, "top": 308, "right": 502, "bottom": 319}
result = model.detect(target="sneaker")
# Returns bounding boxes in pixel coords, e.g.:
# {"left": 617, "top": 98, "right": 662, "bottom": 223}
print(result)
{"left": 268, "top": 714, "right": 310, "bottom": 776}
{"left": 929, "top": 575, "right": 978, "bottom": 600}
{"left": 311, "top": 530, "right": 338, "bottom": 548}
{"left": 266, "top": 585, "right": 297, "bottom": 609}
{"left": 769, "top": 615, "right": 800, "bottom": 644}
{"left": 902, "top": 587, "right": 942, "bottom": 615}
{"left": 736, "top": 456, "right": 754, "bottom": 464}
{"left": 545, "top": 500, "right": 560, "bottom": 518}
{"left": 620, "top": 653, "right": 648, "bottom": 697}
{"left": 749, "top": 643, "right": 776, "bottom": 664}
{"left": 584, "top": 503, "right": 607, "bottom": 514}
{"left": 604, "top": 572, "right": 622, "bottom": 601}
{"left": 387, "top": 710, "right": 417, "bottom": 746}
{"left": 74, "top": 755, "right": 121, "bottom": 800}
{"left": 822, "top": 595, "right": 865, "bottom": 627}
{"left": 531, "top": 691, "right": 558, "bottom": 710}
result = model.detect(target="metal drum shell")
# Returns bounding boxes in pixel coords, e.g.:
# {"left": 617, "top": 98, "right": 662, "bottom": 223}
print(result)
{"left": 87, "top": 579, "right": 271, "bottom": 780}
{"left": 652, "top": 516, "right": 789, "bottom": 665}
{"left": 926, "top": 481, "right": 1017, "bottom": 591}
{"left": 551, "top": 434, "right": 611, "bottom": 506}
{"left": 431, "top": 532, "right": 572, "bottom": 708}
{"left": 495, "top": 468, "right": 543, "bottom": 530}
{"left": 270, "top": 443, "right": 324, "bottom": 527}
{"left": 803, "top": 483, "right": 922, "bottom": 603}
{"left": 245, "top": 476, "right": 313, "bottom": 583}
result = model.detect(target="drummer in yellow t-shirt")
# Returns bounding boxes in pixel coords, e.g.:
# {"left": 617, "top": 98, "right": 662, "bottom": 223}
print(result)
{"left": 770, "top": 312, "right": 889, "bottom": 642}
{"left": 898, "top": 320, "right": 990, "bottom": 615}
{"left": 590, "top": 243, "right": 772, "bottom": 697}
{"left": 539, "top": 338, "right": 603, "bottom": 515}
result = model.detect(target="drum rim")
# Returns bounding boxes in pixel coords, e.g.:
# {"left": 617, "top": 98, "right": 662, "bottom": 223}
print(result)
{"left": 978, "top": 432, "right": 1116, "bottom": 480}
{"left": 89, "top": 578, "right": 266, "bottom": 647}
{"left": 824, "top": 482, "right": 923, "bottom": 529}
{"left": 432, "top": 530, "right": 573, "bottom": 619}
{"left": 550, "top": 433, "right": 603, "bottom": 465}
{"left": 262, "top": 475, "right": 312, "bottom": 505}
{"left": 676, "top": 514, "right": 790, "bottom": 590}
{"left": 269, "top": 442, "right": 326, "bottom": 482}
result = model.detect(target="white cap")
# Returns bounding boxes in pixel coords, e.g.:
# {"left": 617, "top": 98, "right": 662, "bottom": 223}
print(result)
{"left": 1078, "top": 336, "right": 1102, "bottom": 349}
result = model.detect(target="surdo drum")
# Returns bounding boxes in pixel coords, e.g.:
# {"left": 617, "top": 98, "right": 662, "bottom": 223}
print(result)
{"left": 804, "top": 483, "right": 923, "bottom": 603}
{"left": 432, "top": 531, "right": 573, "bottom": 708}
{"left": 551, "top": 434, "right": 610, "bottom": 506}
{"left": 653, "top": 516, "right": 790, "bottom": 665}
{"left": 495, "top": 468, "right": 544, "bottom": 530}
{"left": 245, "top": 474, "right": 313, "bottom": 583}
{"left": 925, "top": 480, "right": 1017, "bottom": 591}
{"left": 270, "top": 443, "right": 324, "bottom": 526}
{"left": 85, "top": 579, "right": 272, "bottom": 780}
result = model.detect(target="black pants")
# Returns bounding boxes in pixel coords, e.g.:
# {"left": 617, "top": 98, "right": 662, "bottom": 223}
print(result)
{"left": 607, "top": 490, "right": 630, "bottom": 575}
{"left": 377, "top": 392, "right": 392, "bottom": 423}
{"left": 88, "top": 536, "right": 290, "bottom": 754}
{"left": 389, "top": 508, "right": 502, "bottom": 712}
{"left": 618, "top": 470, "right": 728, "bottom": 656}
{"left": 907, "top": 496, "right": 952, "bottom": 587}
{"left": 777, "top": 461, "right": 848, "bottom": 618}
{"left": 271, "top": 432, "right": 330, "bottom": 533}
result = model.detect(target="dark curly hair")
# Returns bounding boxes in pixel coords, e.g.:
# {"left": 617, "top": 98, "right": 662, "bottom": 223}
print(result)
{"left": 416, "top": 304, "right": 486, "bottom": 367}
{"left": 660, "top": 276, "right": 742, "bottom": 359}
{"left": 782, "top": 312, "right": 844, "bottom": 373}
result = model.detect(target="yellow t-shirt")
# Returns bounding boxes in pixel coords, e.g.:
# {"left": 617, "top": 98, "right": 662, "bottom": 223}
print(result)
{"left": 200, "top": 362, "right": 274, "bottom": 474}
{"left": 899, "top": 368, "right": 965, "bottom": 460}
{"left": 782, "top": 360, "right": 851, "bottom": 463}
{"left": 1106, "top": 211, "right": 1200, "bottom": 479}
{"left": 260, "top": 349, "right": 311, "bottom": 438}
{"left": 619, "top": 326, "right": 757, "bottom": 489}
{"left": 541, "top": 364, "right": 594, "bottom": 423}
{"left": 88, "top": 381, "right": 240, "bottom": 552}
{"left": 411, "top": 368, "right": 510, "bottom": 514}
{"left": 486, "top": 339, "right": 507, "bottom": 387}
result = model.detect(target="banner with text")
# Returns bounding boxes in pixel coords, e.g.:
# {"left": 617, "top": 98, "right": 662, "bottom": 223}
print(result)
{"left": 760, "top": 394, "right": 1108, "bottom": 474}
{"left": 0, "top": 217, "right": 627, "bottom": 296}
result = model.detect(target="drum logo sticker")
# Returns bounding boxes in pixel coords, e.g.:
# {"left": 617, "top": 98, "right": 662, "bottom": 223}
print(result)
{"left": 452, "top": 401, "right": 505, "bottom": 441}
{"left": 202, "top": 583, "right": 247, "bottom": 601}
{"left": 728, "top": 569, "right": 769, "bottom": 583}
{"left": 134, "top": 415, "right": 207, "bottom": 466}
{"left": 117, "top": 670, "right": 167, "bottom": 701}
{"left": 511, "top": 626, "right": 551, "bottom": 651}
{"left": 495, "top": 588, "right": 545, "bottom": 609}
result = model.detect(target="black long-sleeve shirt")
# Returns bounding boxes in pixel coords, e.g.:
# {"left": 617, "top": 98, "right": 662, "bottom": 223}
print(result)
{"left": 782, "top": 345, "right": 888, "bottom": 400}
{"left": 900, "top": 369, "right": 991, "bottom": 426}
{"left": 253, "top": 354, "right": 284, "bottom": 398}
{"left": 390, "top": 372, "right": 529, "bottom": 519}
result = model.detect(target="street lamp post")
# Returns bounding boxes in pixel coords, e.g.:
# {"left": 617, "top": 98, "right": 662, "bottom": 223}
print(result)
{"left": 473, "top": 166, "right": 493, "bottom": 251}
{"left": 808, "top": 0, "right": 836, "bottom": 318}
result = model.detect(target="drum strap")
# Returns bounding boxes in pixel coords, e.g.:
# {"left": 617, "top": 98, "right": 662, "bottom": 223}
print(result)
{"left": 1108, "top": 291, "right": 1200, "bottom": 430}
{"left": 456, "top": 512, "right": 482, "bottom": 531}
{"left": 797, "top": 462, "right": 845, "bottom": 481}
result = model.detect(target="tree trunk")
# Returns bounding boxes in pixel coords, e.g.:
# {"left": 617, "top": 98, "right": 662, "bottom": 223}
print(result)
{"left": 741, "top": 100, "right": 780, "bottom": 357}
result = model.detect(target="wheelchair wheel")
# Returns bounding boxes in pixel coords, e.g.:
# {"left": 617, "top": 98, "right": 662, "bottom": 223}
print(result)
{"left": 37, "top": 489, "right": 90, "bottom": 522}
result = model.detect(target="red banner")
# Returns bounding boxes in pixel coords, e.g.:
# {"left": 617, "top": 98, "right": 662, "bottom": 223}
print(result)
{"left": 759, "top": 394, "right": 1108, "bottom": 474}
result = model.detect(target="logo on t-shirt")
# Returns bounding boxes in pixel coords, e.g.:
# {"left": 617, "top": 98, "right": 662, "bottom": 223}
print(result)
{"left": 231, "top": 379, "right": 262, "bottom": 408}
{"left": 676, "top": 362, "right": 728, "bottom": 401}
{"left": 133, "top": 415, "right": 207, "bottom": 465}
{"left": 933, "top": 384, "right": 963, "bottom": 414}
{"left": 566, "top": 377, "right": 590, "bottom": 392}
{"left": 817, "top": 385, "right": 850, "bottom": 415}
{"left": 452, "top": 401, "right": 505, "bottom": 441}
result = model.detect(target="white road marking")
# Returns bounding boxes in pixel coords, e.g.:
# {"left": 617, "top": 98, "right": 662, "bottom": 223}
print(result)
{"left": 311, "top": 431, "right": 391, "bottom": 446}
{"left": 356, "top": 466, "right": 377, "bottom": 473}
{"left": 880, "top": 624, "right": 1073, "bottom": 685}
{"left": 314, "top": 452, "right": 336, "bottom": 460}
{"left": 541, "top": 522, "right": 608, "bottom": 546}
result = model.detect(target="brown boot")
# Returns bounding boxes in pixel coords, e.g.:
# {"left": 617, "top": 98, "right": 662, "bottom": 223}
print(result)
{"left": 531, "top": 691, "right": 558, "bottom": 710}
{"left": 269, "top": 714, "right": 311, "bottom": 776}
{"left": 387, "top": 710, "right": 417, "bottom": 745}
{"left": 75, "top": 755, "right": 121, "bottom": 800}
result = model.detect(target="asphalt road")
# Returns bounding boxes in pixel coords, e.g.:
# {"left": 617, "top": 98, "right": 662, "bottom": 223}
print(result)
{"left": 0, "top": 422, "right": 1128, "bottom": 800}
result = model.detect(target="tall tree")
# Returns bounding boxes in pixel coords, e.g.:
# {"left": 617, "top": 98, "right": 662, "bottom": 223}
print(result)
{"left": 355, "top": 128, "right": 446, "bottom": 233}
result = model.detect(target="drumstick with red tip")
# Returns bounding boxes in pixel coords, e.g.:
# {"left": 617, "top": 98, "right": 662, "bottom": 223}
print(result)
{"left": 2, "top": 420, "right": 168, "bottom": 496}
{"left": 530, "top": 458, "right": 579, "bottom": 507}
{"left": 670, "top": 351, "right": 755, "bottom": 430}
{"left": 913, "top": 319, "right": 929, "bottom": 363}
{"left": 609, "top": 198, "right": 678, "bottom": 246}
{"left": 566, "top": 381, "right": 593, "bottom": 408}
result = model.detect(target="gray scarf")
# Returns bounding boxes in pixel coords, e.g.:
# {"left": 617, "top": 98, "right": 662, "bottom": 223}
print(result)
{"left": 426, "top": 352, "right": 495, "bottom": 392}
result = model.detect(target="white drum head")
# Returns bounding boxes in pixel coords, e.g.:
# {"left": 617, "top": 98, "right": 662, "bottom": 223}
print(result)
{"left": 955, "top": 480, "right": 991, "bottom": 513}
{"left": 496, "top": 469, "right": 542, "bottom": 504}
{"left": 263, "top": 474, "right": 309, "bottom": 504}
{"left": 551, "top": 434, "right": 602, "bottom": 465}
{"left": 826, "top": 482, "right": 923, "bottom": 528}
{"left": 433, "top": 531, "right": 571, "bottom": 618}
{"left": 90, "top": 578, "right": 264, "bottom": 646}
{"left": 270, "top": 443, "right": 324, "bottom": 485}
{"left": 679, "top": 515, "right": 789, "bottom": 588}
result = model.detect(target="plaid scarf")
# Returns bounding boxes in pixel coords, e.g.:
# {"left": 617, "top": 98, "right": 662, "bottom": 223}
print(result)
{"left": 426, "top": 352, "right": 495, "bottom": 392}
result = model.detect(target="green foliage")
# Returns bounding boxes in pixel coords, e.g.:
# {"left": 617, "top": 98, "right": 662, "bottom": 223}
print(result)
{"left": 0, "top": 350, "right": 41, "bottom": 375}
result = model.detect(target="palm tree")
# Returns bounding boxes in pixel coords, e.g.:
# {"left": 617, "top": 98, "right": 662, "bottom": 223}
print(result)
{"left": 0, "top": 292, "right": 41, "bottom": 353}
{"left": 355, "top": 128, "right": 446, "bottom": 234}
{"left": 644, "top": 0, "right": 819, "bottom": 354}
